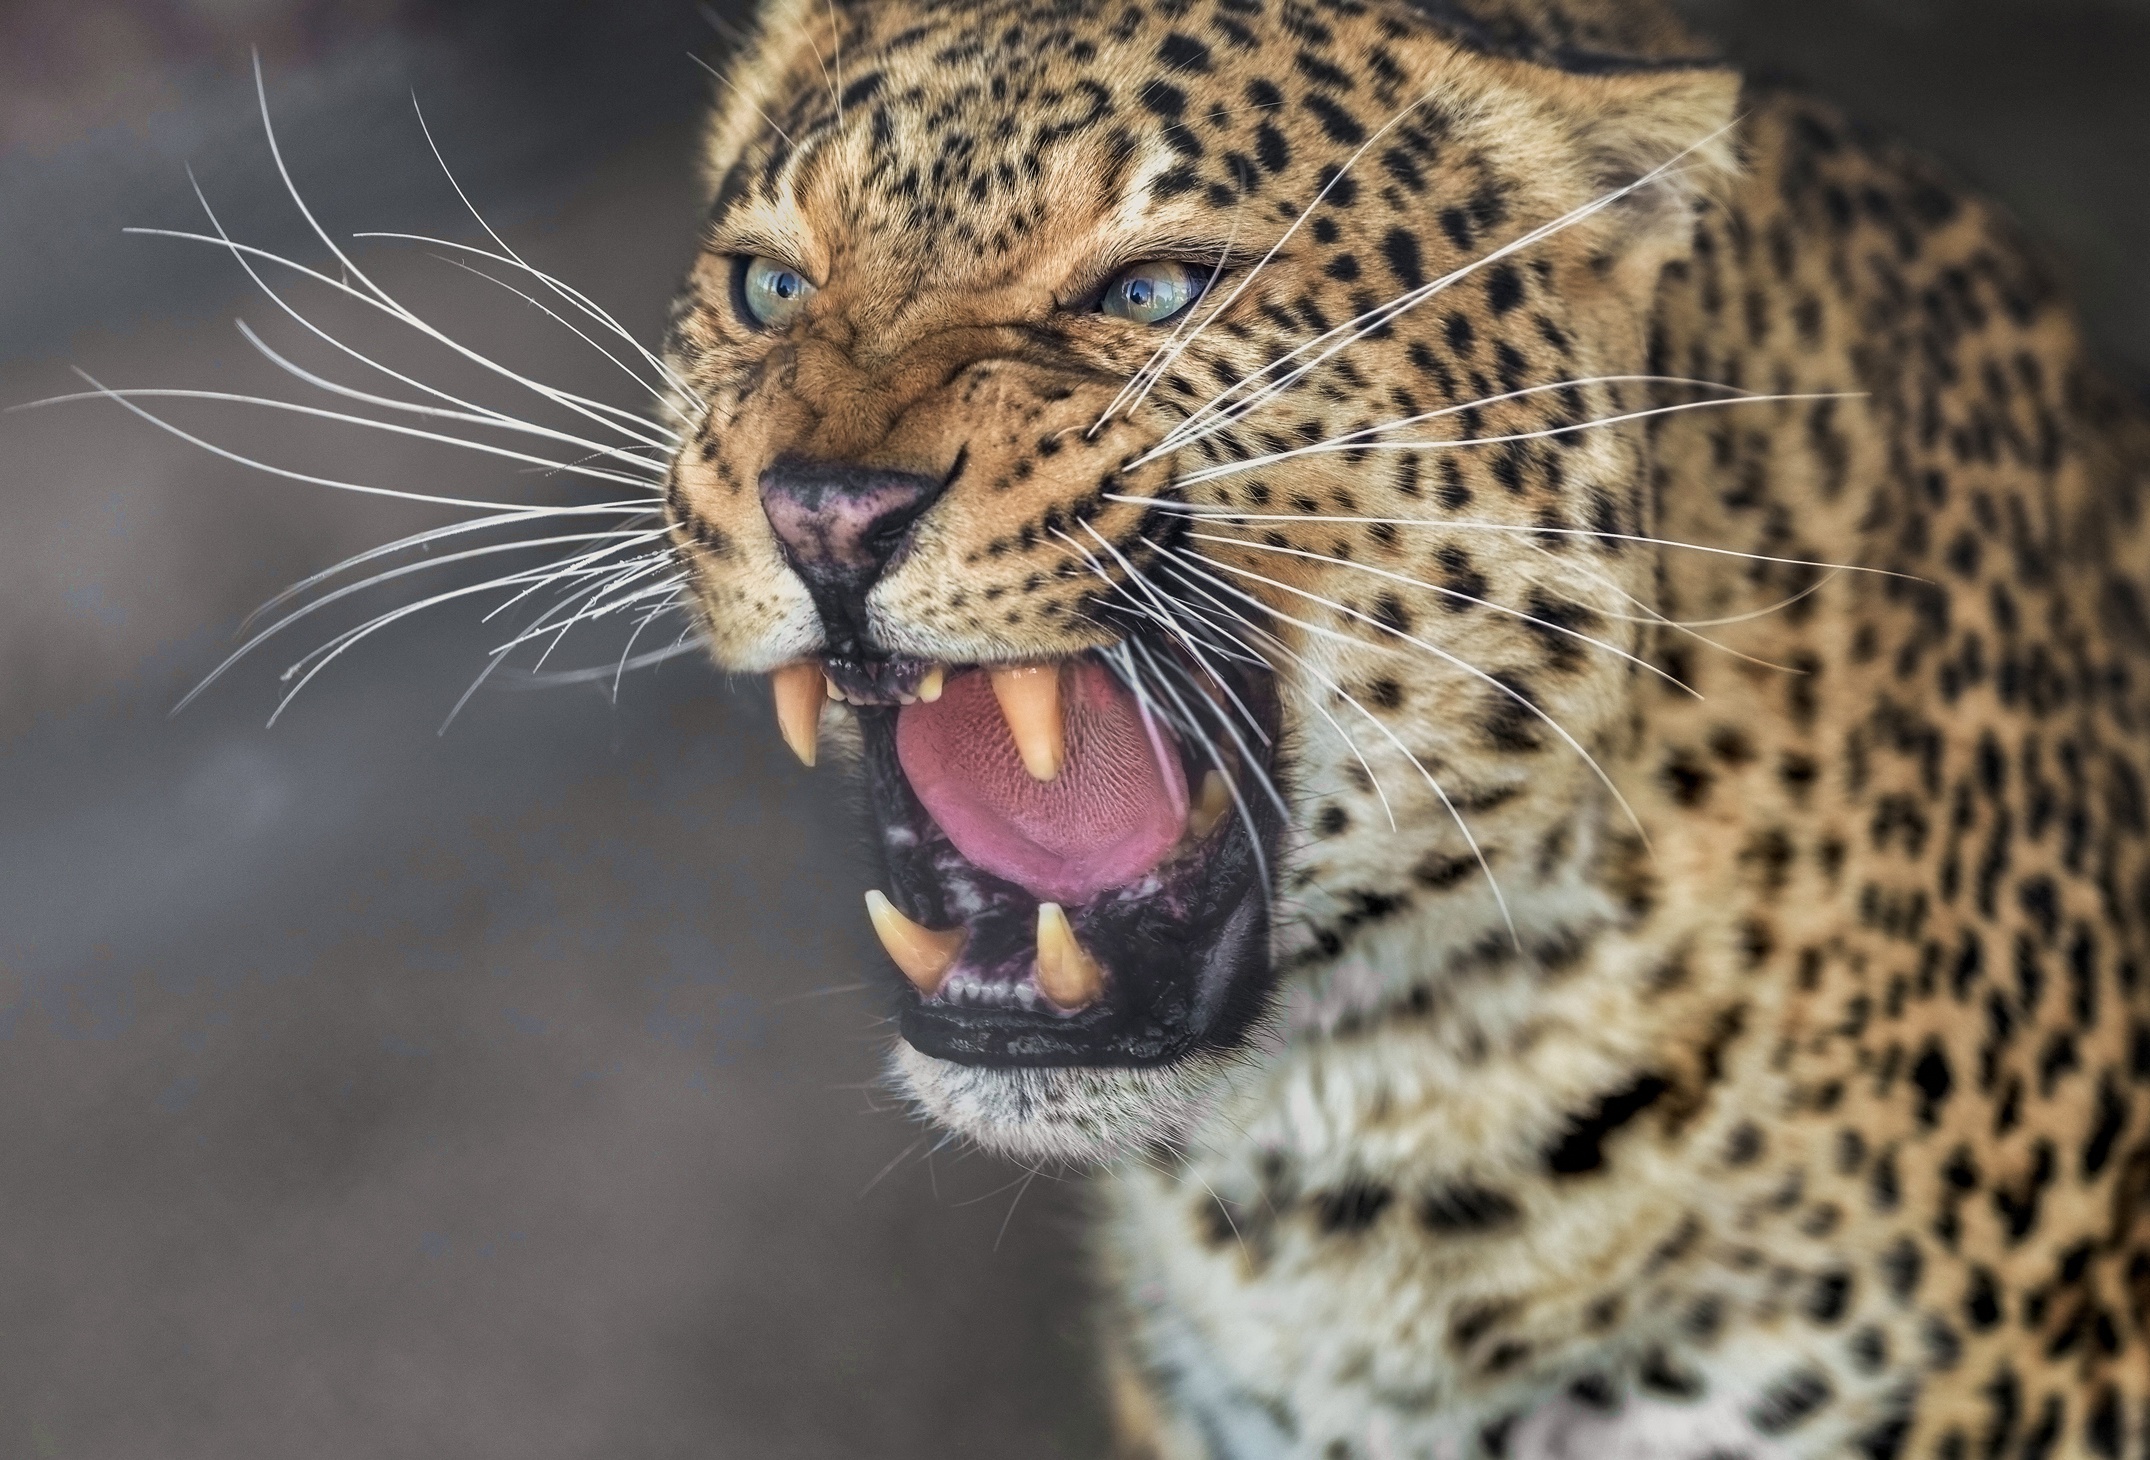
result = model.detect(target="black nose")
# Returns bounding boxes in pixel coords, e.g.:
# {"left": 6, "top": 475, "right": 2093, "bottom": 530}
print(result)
{"left": 758, "top": 460, "right": 946, "bottom": 654}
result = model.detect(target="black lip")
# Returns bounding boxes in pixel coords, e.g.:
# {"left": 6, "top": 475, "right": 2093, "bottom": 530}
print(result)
{"left": 823, "top": 653, "right": 935, "bottom": 702}
{"left": 856, "top": 657, "right": 1285, "bottom": 1068}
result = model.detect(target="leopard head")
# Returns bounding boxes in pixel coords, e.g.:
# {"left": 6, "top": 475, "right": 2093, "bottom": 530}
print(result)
{"left": 662, "top": 0, "right": 1738, "bottom": 1163}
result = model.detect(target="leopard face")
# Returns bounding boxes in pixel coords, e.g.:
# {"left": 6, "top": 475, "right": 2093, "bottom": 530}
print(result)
{"left": 662, "top": 0, "right": 1739, "bottom": 1162}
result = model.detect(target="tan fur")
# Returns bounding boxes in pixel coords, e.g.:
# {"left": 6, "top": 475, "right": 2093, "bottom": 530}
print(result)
{"left": 665, "top": 1, "right": 2150, "bottom": 1454}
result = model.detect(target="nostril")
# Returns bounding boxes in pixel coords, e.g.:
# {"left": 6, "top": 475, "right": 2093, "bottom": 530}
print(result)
{"left": 757, "top": 461, "right": 946, "bottom": 585}
{"left": 863, "top": 518, "right": 913, "bottom": 562}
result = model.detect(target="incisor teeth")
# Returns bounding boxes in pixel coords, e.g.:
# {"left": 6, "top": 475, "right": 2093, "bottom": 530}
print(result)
{"left": 990, "top": 664, "right": 1065, "bottom": 782}
{"left": 917, "top": 665, "right": 946, "bottom": 703}
{"left": 864, "top": 891, "right": 966, "bottom": 996}
{"left": 772, "top": 663, "right": 825, "bottom": 767}
{"left": 1034, "top": 902, "right": 1105, "bottom": 1011}
{"left": 1189, "top": 770, "right": 1231, "bottom": 842}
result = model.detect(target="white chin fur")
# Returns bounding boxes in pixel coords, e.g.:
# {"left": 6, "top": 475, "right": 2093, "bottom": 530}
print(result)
{"left": 888, "top": 1040, "right": 1241, "bottom": 1166}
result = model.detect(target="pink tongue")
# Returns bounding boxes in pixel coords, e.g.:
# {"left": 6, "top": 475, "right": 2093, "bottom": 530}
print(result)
{"left": 896, "top": 662, "right": 1189, "bottom": 906}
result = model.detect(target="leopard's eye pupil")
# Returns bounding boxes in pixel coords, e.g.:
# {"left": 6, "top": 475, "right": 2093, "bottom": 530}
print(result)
{"left": 1126, "top": 279, "right": 1154, "bottom": 308}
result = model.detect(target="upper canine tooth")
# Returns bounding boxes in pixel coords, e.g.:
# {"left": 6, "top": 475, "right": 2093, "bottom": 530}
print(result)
{"left": 1034, "top": 902, "right": 1104, "bottom": 1011}
{"left": 989, "top": 664, "right": 1065, "bottom": 782}
{"left": 772, "top": 663, "right": 825, "bottom": 767}
{"left": 917, "top": 664, "right": 946, "bottom": 703}
{"left": 864, "top": 891, "right": 966, "bottom": 996}
{"left": 1189, "top": 770, "right": 1231, "bottom": 842}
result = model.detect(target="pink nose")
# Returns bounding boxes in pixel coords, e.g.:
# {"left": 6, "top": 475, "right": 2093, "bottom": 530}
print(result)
{"left": 758, "top": 460, "right": 946, "bottom": 652}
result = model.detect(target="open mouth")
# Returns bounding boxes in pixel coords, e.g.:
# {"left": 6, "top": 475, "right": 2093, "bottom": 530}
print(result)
{"left": 770, "top": 647, "right": 1284, "bottom": 1068}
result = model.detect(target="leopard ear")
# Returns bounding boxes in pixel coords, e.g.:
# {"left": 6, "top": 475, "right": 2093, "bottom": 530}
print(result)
{"left": 1529, "top": 63, "right": 1744, "bottom": 262}
{"left": 1554, "top": 63, "right": 1742, "bottom": 197}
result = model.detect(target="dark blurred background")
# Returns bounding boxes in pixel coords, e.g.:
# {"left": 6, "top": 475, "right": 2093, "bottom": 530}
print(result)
{"left": 1, "top": 2, "right": 2145, "bottom": 1456}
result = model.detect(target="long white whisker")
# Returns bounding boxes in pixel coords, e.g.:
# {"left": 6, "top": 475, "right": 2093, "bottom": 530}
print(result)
{"left": 239, "top": 504, "right": 658, "bottom": 632}
{"left": 1172, "top": 604, "right": 1396, "bottom": 834}
{"left": 1163, "top": 562, "right": 1510, "bottom": 914}
{"left": 612, "top": 593, "right": 689, "bottom": 699}
{"left": 688, "top": 52, "right": 797, "bottom": 148}
{"left": 479, "top": 530, "right": 677, "bottom": 625}
{"left": 500, "top": 557, "right": 685, "bottom": 659}
{"left": 1147, "top": 123, "right": 1739, "bottom": 458}
{"left": 130, "top": 216, "right": 675, "bottom": 452}
{"left": 146, "top": 177, "right": 671, "bottom": 450}
{"left": 1121, "top": 626, "right": 1288, "bottom": 825}
{"left": 166, "top": 177, "right": 548, "bottom": 434}
{"left": 231, "top": 318, "right": 668, "bottom": 472}
{"left": 1059, "top": 526, "right": 1269, "bottom": 674}
{"left": 1109, "top": 496, "right": 1914, "bottom": 580}
{"left": 27, "top": 385, "right": 664, "bottom": 491}
{"left": 1114, "top": 640, "right": 1274, "bottom": 901}
{"left": 442, "top": 613, "right": 573, "bottom": 733}
{"left": 1645, "top": 571, "right": 1845, "bottom": 630}
{"left": 1185, "top": 372, "right": 1756, "bottom": 458}
{"left": 1470, "top": 528, "right": 1815, "bottom": 675}
{"left": 1183, "top": 530, "right": 1695, "bottom": 697}
{"left": 480, "top": 557, "right": 677, "bottom": 658}
{"left": 432, "top": 556, "right": 685, "bottom": 731}
{"left": 1174, "top": 480, "right": 1786, "bottom": 684}
{"left": 400, "top": 94, "right": 691, "bottom": 401}
{"left": 1497, "top": 531, "right": 1824, "bottom": 671}
{"left": 49, "top": 371, "right": 630, "bottom": 512}
{"left": 1123, "top": 80, "right": 1464, "bottom": 435}
{"left": 1161, "top": 568, "right": 1513, "bottom": 936}
{"left": 1068, "top": 522, "right": 1273, "bottom": 750}
{"left": 528, "top": 573, "right": 685, "bottom": 674}
{"left": 267, "top": 570, "right": 574, "bottom": 726}
{"left": 525, "top": 571, "right": 690, "bottom": 678}
{"left": 1092, "top": 196, "right": 1251, "bottom": 434}
{"left": 1164, "top": 541, "right": 1651, "bottom": 856}
{"left": 510, "top": 637, "right": 702, "bottom": 688}
{"left": 1171, "top": 393, "right": 1857, "bottom": 487}
{"left": 696, "top": 1, "right": 753, "bottom": 50}
{"left": 278, "top": 542, "right": 668, "bottom": 687}
{"left": 1047, "top": 532, "right": 1289, "bottom": 871}
{"left": 177, "top": 528, "right": 667, "bottom": 715}
{"left": 420, "top": 251, "right": 675, "bottom": 412}
{"left": 243, "top": 57, "right": 681, "bottom": 451}
{"left": 795, "top": 8, "right": 842, "bottom": 126}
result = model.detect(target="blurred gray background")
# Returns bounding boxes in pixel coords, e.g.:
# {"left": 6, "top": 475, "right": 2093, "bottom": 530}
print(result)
{"left": 1, "top": 2, "right": 2145, "bottom": 1456}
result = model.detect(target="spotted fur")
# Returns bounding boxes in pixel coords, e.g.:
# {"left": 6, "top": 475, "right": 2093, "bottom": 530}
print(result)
{"left": 667, "top": 1, "right": 2150, "bottom": 1454}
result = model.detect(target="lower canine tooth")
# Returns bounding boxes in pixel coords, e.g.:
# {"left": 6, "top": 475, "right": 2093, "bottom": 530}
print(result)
{"left": 1034, "top": 902, "right": 1104, "bottom": 1011}
{"left": 1189, "top": 770, "right": 1231, "bottom": 842}
{"left": 864, "top": 891, "right": 966, "bottom": 996}
{"left": 990, "top": 664, "right": 1065, "bottom": 781}
{"left": 772, "top": 663, "right": 825, "bottom": 767}
{"left": 917, "top": 665, "right": 946, "bottom": 703}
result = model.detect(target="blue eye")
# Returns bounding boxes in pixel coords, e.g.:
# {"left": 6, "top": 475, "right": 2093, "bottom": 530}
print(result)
{"left": 741, "top": 256, "right": 817, "bottom": 328}
{"left": 1101, "top": 260, "right": 1203, "bottom": 325}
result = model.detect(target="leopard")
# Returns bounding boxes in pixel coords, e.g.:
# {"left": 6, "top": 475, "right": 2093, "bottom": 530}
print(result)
{"left": 651, "top": 0, "right": 2150, "bottom": 1454}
